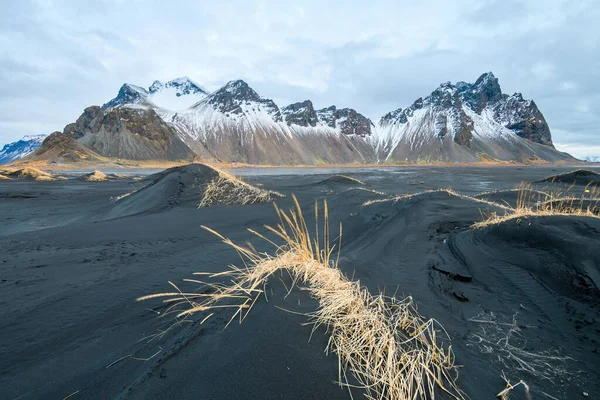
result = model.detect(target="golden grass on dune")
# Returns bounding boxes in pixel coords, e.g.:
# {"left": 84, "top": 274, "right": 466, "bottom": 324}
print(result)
{"left": 82, "top": 170, "right": 109, "bottom": 182}
{"left": 198, "top": 167, "right": 284, "bottom": 207}
{"left": 140, "top": 195, "right": 463, "bottom": 400}
{"left": 472, "top": 182, "right": 600, "bottom": 228}
{"left": 0, "top": 173, "right": 10, "bottom": 180}
{"left": 7, "top": 167, "right": 59, "bottom": 181}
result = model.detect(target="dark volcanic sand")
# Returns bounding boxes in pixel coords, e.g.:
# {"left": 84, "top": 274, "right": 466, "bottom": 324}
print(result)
{"left": 1, "top": 165, "right": 599, "bottom": 400}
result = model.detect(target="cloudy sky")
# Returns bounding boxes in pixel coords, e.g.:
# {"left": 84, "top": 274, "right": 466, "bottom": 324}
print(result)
{"left": 1, "top": 0, "right": 598, "bottom": 157}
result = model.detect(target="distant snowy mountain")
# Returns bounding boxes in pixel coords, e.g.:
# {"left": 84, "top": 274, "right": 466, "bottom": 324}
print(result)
{"left": 584, "top": 156, "right": 600, "bottom": 162}
{"left": 0, "top": 134, "right": 47, "bottom": 164}
{"left": 24, "top": 73, "right": 575, "bottom": 165}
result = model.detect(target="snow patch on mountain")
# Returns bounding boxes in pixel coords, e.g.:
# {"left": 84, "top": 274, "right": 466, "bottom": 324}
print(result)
{"left": 103, "top": 77, "right": 208, "bottom": 112}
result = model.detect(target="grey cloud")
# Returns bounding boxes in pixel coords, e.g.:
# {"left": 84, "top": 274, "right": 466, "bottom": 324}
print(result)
{"left": 0, "top": 0, "right": 597, "bottom": 158}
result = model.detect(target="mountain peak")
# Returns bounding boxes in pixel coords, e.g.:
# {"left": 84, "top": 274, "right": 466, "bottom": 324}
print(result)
{"left": 202, "top": 79, "right": 281, "bottom": 121}
{"left": 103, "top": 84, "right": 148, "bottom": 109}
{"left": 218, "top": 80, "right": 257, "bottom": 98}
{"left": 149, "top": 77, "right": 208, "bottom": 96}
{"left": 475, "top": 71, "right": 496, "bottom": 82}
{"left": 458, "top": 71, "right": 503, "bottom": 113}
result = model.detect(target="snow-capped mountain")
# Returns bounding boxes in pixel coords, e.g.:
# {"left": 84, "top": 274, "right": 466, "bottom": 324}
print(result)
{"left": 0, "top": 134, "right": 47, "bottom": 164}
{"left": 22, "top": 72, "right": 575, "bottom": 166}
{"left": 371, "top": 72, "right": 572, "bottom": 163}
{"left": 584, "top": 156, "right": 600, "bottom": 162}
{"left": 103, "top": 77, "right": 209, "bottom": 112}
{"left": 167, "top": 80, "right": 375, "bottom": 164}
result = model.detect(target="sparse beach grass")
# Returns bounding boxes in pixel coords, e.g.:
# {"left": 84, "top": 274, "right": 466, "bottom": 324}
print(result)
{"left": 198, "top": 166, "right": 284, "bottom": 207}
{"left": 472, "top": 182, "right": 600, "bottom": 228}
{"left": 82, "top": 170, "right": 109, "bottom": 182}
{"left": 140, "top": 195, "right": 463, "bottom": 400}
{"left": 7, "top": 167, "right": 61, "bottom": 181}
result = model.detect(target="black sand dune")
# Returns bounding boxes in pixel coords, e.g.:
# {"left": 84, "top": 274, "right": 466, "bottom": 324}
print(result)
{"left": 537, "top": 169, "right": 600, "bottom": 185}
{"left": 474, "top": 188, "right": 550, "bottom": 208}
{"left": 108, "top": 163, "right": 280, "bottom": 219}
{"left": 323, "top": 187, "right": 390, "bottom": 207}
{"left": 1, "top": 165, "right": 599, "bottom": 400}
{"left": 318, "top": 174, "right": 366, "bottom": 185}
{"left": 450, "top": 216, "right": 600, "bottom": 397}
{"left": 108, "top": 163, "right": 219, "bottom": 218}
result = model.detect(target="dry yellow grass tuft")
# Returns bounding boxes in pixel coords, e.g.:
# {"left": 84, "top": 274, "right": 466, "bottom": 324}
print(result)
{"left": 198, "top": 167, "right": 284, "bottom": 207}
{"left": 82, "top": 170, "right": 109, "bottom": 182}
{"left": 140, "top": 195, "right": 463, "bottom": 400}
{"left": 8, "top": 167, "right": 60, "bottom": 181}
{"left": 0, "top": 173, "right": 11, "bottom": 180}
{"left": 472, "top": 182, "right": 600, "bottom": 228}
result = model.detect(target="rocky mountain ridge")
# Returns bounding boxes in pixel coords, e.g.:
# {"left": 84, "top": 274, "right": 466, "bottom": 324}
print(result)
{"left": 19, "top": 72, "right": 575, "bottom": 165}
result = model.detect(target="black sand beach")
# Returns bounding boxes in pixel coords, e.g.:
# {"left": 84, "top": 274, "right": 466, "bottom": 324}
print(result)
{"left": 1, "top": 165, "right": 599, "bottom": 400}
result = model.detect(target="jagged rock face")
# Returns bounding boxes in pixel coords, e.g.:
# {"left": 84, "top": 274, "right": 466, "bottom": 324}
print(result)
{"left": 491, "top": 94, "right": 553, "bottom": 147}
{"left": 316, "top": 106, "right": 337, "bottom": 128}
{"left": 282, "top": 100, "right": 318, "bottom": 127}
{"left": 457, "top": 72, "right": 503, "bottom": 113}
{"left": 380, "top": 98, "right": 424, "bottom": 126}
{"left": 427, "top": 83, "right": 474, "bottom": 146}
{"left": 314, "top": 106, "right": 373, "bottom": 136}
{"left": 206, "top": 80, "right": 283, "bottom": 122}
{"left": 381, "top": 84, "right": 474, "bottom": 148}
{"left": 43, "top": 106, "right": 194, "bottom": 161}
{"left": 456, "top": 72, "right": 553, "bottom": 147}
{"left": 64, "top": 106, "right": 103, "bottom": 139}
{"left": 335, "top": 108, "right": 373, "bottom": 137}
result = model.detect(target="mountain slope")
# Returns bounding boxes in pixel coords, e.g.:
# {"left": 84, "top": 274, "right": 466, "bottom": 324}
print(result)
{"left": 0, "top": 135, "right": 47, "bottom": 164}
{"left": 20, "top": 73, "right": 576, "bottom": 166}
{"left": 372, "top": 73, "right": 574, "bottom": 163}
{"left": 26, "top": 106, "right": 194, "bottom": 164}
{"left": 167, "top": 81, "right": 375, "bottom": 164}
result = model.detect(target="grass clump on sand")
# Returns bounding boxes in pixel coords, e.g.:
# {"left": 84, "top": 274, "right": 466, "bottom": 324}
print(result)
{"left": 0, "top": 173, "right": 10, "bottom": 180}
{"left": 198, "top": 168, "right": 284, "bottom": 207}
{"left": 81, "top": 170, "right": 109, "bottom": 182}
{"left": 7, "top": 167, "right": 59, "bottom": 181}
{"left": 472, "top": 182, "right": 600, "bottom": 228}
{"left": 139, "top": 195, "right": 463, "bottom": 400}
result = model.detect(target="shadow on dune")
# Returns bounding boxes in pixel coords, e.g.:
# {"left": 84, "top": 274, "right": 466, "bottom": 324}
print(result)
{"left": 536, "top": 169, "right": 600, "bottom": 185}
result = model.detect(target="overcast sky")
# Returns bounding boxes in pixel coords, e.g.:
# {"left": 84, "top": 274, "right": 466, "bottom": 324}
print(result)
{"left": 1, "top": 0, "right": 598, "bottom": 157}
